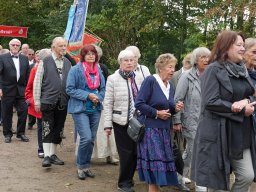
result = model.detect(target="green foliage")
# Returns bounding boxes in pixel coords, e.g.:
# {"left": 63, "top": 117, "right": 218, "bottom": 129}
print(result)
{"left": 0, "top": 0, "right": 256, "bottom": 72}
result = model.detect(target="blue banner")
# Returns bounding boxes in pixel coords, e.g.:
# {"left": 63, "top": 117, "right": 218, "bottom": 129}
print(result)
{"left": 64, "top": 4, "right": 76, "bottom": 41}
{"left": 65, "top": 0, "right": 89, "bottom": 45}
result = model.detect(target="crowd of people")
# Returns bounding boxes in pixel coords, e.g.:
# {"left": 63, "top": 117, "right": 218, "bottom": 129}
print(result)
{"left": 1, "top": 29, "right": 256, "bottom": 192}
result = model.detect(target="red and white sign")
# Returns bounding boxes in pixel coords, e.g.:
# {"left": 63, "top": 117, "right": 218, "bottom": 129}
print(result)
{"left": 0, "top": 25, "right": 28, "bottom": 38}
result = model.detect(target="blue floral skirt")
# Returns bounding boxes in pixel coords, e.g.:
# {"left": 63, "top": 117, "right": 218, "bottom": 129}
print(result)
{"left": 137, "top": 127, "right": 178, "bottom": 186}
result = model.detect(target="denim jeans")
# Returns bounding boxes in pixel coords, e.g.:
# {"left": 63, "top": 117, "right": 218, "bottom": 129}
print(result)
{"left": 72, "top": 111, "right": 101, "bottom": 169}
{"left": 37, "top": 118, "right": 43, "bottom": 153}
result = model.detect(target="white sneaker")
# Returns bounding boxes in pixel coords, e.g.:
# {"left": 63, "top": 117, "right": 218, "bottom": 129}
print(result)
{"left": 182, "top": 177, "right": 191, "bottom": 184}
{"left": 195, "top": 185, "right": 207, "bottom": 192}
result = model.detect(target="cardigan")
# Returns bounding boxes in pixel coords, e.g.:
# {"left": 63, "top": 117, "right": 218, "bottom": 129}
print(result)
{"left": 135, "top": 75, "right": 176, "bottom": 129}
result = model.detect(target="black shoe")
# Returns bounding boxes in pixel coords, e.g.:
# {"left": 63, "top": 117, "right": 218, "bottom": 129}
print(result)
{"left": 84, "top": 169, "right": 95, "bottom": 178}
{"left": 50, "top": 154, "right": 64, "bottom": 165}
{"left": 16, "top": 135, "right": 29, "bottom": 142}
{"left": 4, "top": 136, "right": 11, "bottom": 143}
{"left": 77, "top": 169, "right": 86, "bottom": 180}
{"left": 42, "top": 156, "right": 51, "bottom": 167}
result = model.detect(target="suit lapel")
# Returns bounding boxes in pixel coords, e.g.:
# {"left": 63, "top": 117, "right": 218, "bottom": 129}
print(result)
{"left": 6, "top": 53, "right": 17, "bottom": 71}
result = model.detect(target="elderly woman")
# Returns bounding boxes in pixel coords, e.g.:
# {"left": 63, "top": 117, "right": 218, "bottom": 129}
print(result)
{"left": 191, "top": 31, "right": 256, "bottom": 192}
{"left": 244, "top": 38, "right": 256, "bottom": 85}
{"left": 104, "top": 50, "right": 140, "bottom": 192}
{"left": 91, "top": 45, "right": 119, "bottom": 164}
{"left": 66, "top": 45, "right": 105, "bottom": 180}
{"left": 135, "top": 53, "right": 184, "bottom": 192}
{"left": 173, "top": 47, "right": 210, "bottom": 191}
{"left": 125, "top": 45, "right": 151, "bottom": 88}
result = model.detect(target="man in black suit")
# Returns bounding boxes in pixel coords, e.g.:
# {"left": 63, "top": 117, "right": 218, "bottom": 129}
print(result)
{"left": 0, "top": 38, "right": 30, "bottom": 143}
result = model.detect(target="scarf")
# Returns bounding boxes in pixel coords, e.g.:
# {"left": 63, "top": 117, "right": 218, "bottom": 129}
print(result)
{"left": 248, "top": 69, "right": 256, "bottom": 82}
{"left": 82, "top": 62, "right": 100, "bottom": 90}
{"left": 119, "top": 69, "right": 138, "bottom": 101}
{"left": 224, "top": 60, "right": 248, "bottom": 78}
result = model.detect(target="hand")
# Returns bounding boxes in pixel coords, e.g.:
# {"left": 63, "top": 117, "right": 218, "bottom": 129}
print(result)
{"left": 88, "top": 93, "right": 99, "bottom": 104}
{"left": 244, "top": 102, "right": 256, "bottom": 117}
{"left": 175, "top": 101, "right": 184, "bottom": 112}
{"left": 173, "top": 124, "right": 182, "bottom": 132}
{"left": 231, "top": 99, "right": 249, "bottom": 113}
{"left": 157, "top": 109, "right": 171, "bottom": 120}
{"left": 104, "top": 128, "right": 112, "bottom": 136}
{"left": 35, "top": 104, "right": 41, "bottom": 112}
{"left": 0, "top": 89, "right": 3, "bottom": 97}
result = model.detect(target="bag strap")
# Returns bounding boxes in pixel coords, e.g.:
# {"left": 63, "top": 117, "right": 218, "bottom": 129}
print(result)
{"left": 140, "top": 65, "right": 145, "bottom": 79}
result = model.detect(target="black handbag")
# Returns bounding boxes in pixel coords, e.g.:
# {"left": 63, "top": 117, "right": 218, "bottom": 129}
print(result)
{"left": 127, "top": 116, "right": 145, "bottom": 142}
{"left": 173, "top": 132, "right": 184, "bottom": 175}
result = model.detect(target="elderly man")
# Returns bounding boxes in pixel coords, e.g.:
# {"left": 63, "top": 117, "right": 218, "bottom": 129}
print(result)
{"left": 0, "top": 38, "right": 30, "bottom": 143}
{"left": 21, "top": 44, "right": 29, "bottom": 56}
{"left": 34, "top": 37, "right": 71, "bottom": 167}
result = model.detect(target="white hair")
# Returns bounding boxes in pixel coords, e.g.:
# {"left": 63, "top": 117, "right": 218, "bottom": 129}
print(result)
{"left": 125, "top": 45, "right": 141, "bottom": 58}
{"left": 9, "top": 39, "right": 21, "bottom": 46}
{"left": 51, "top": 37, "right": 66, "bottom": 48}
{"left": 93, "top": 45, "right": 103, "bottom": 61}
{"left": 117, "top": 50, "right": 135, "bottom": 64}
{"left": 39, "top": 48, "right": 51, "bottom": 60}
{"left": 190, "top": 47, "right": 211, "bottom": 66}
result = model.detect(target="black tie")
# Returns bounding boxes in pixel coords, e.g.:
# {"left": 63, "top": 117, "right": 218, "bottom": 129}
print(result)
{"left": 11, "top": 55, "right": 18, "bottom": 58}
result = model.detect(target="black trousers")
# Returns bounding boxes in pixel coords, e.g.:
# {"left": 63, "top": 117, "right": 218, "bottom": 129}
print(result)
{"left": 2, "top": 96, "right": 27, "bottom": 137}
{"left": 41, "top": 103, "right": 67, "bottom": 144}
{"left": 28, "top": 114, "right": 36, "bottom": 127}
{"left": 113, "top": 122, "right": 137, "bottom": 188}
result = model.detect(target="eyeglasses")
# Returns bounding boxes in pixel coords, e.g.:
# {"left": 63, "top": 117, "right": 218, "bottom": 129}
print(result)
{"left": 199, "top": 55, "right": 209, "bottom": 59}
{"left": 11, "top": 44, "right": 20, "bottom": 47}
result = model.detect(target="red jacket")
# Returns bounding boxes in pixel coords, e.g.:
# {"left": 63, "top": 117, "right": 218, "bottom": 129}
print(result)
{"left": 25, "top": 65, "right": 42, "bottom": 119}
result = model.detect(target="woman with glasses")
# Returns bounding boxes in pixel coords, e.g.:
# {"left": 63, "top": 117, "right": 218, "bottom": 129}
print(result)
{"left": 66, "top": 45, "right": 105, "bottom": 180}
{"left": 173, "top": 47, "right": 211, "bottom": 192}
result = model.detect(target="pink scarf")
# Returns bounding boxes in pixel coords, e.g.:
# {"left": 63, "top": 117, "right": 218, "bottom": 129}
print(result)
{"left": 82, "top": 62, "right": 100, "bottom": 90}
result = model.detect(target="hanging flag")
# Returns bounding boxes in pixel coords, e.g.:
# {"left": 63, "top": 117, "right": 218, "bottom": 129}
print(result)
{"left": 64, "top": 0, "right": 89, "bottom": 46}
{"left": 0, "top": 25, "right": 28, "bottom": 38}
{"left": 67, "top": 32, "right": 103, "bottom": 62}
{"left": 64, "top": 4, "right": 76, "bottom": 41}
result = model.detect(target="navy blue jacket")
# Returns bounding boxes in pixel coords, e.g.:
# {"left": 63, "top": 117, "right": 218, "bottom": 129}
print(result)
{"left": 135, "top": 75, "right": 175, "bottom": 129}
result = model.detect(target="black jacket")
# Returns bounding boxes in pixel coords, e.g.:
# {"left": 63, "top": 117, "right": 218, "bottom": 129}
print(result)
{"left": 191, "top": 61, "right": 256, "bottom": 190}
{"left": 0, "top": 52, "right": 29, "bottom": 97}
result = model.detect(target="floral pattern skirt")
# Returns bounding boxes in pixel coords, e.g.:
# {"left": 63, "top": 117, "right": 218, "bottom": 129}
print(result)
{"left": 137, "top": 127, "right": 178, "bottom": 186}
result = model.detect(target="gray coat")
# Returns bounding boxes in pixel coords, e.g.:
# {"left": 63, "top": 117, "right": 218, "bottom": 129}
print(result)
{"left": 173, "top": 66, "right": 201, "bottom": 139}
{"left": 191, "top": 61, "right": 256, "bottom": 190}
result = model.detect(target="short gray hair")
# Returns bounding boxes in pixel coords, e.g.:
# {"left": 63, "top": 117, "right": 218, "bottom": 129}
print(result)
{"left": 125, "top": 46, "right": 141, "bottom": 58}
{"left": 39, "top": 48, "right": 51, "bottom": 60}
{"left": 93, "top": 45, "right": 103, "bottom": 61}
{"left": 245, "top": 38, "right": 256, "bottom": 50}
{"left": 155, "top": 53, "right": 177, "bottom": 74}
{"left": 190, "top": 47, "right": 211, "bottom": 66}
{"left": 117, "top": 50, "right": 134, "bottom": 65}
{"left": 51, "top": 37, "right": 66, "bottom": 48}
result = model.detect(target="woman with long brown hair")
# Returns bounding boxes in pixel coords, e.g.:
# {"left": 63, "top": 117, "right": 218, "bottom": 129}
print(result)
{"left": 191, "top": 30, "right": 256, "bottom": 191}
